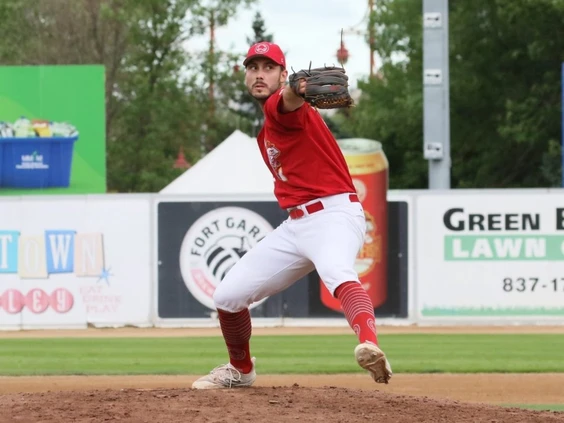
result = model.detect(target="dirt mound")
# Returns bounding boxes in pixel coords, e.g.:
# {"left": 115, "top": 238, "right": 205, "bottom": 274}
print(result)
{"left": 2, "top": 386, "right": 563, "bottom": 423}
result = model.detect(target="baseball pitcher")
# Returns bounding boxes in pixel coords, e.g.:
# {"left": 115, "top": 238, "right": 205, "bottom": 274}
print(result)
{"left": 192, "top": 41, "right": 392, "bottom": 389}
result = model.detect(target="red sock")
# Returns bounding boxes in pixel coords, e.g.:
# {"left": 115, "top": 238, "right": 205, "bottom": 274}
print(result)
{"left": 335, "top": 282, "right": 378, "bottom": 345}
{"left": 217, "top": 308, "right": 253, "bottom": 373}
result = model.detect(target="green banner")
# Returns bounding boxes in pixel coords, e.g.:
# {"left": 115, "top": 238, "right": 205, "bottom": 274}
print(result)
{"left": 0, "top": 65, "right": 106, "bottom": 194}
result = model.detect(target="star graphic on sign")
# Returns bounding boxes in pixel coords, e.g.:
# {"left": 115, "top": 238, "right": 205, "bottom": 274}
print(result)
{"left": 97, "top": 267, "right": 114, "bottom": 285}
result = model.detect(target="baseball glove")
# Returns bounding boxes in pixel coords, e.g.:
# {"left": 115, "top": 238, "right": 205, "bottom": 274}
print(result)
{"left": 288, "top": 65, "right": 353, "bottom": 109}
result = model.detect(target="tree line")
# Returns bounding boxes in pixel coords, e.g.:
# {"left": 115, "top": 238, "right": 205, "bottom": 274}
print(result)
{"left": 0, "top": 0, "right": 561, "bottom": 192}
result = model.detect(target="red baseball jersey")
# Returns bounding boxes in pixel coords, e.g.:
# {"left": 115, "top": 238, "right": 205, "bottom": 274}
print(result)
{"left": 257, "top": 88, "right": 356, "bottom": 209}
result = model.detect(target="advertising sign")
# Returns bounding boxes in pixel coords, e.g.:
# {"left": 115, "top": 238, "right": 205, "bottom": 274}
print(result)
{"left": 0, "top": 65, "right": 106, "bottom": 195}
{"left": 417, "top": 193, "right": 564, "bottom": 318}
{"left": 0, "top": 197, "right": 151, "bottom": 328}
{"left": 157, "top": 198, "right": 410, "bottom": 321}
{"left": 326, "top": 138, "right": 390, "bottom": 311}
{"left": 157, "top": 200, "right": 310, "bottom": 319}
{"left": 307, "top": 199, "right": 410, "bottom": 318}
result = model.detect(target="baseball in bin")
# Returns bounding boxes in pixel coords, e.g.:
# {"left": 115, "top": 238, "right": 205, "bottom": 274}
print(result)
{"left": 0, "top": 118, "right": 78, "bottom": 189}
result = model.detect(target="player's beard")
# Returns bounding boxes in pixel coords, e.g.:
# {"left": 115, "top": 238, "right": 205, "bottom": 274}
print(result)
{"left": 248, "top": 81, "right": 281, "bottom": 104}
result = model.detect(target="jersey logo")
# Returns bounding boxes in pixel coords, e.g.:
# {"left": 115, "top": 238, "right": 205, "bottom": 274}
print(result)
{"left": 265, "top": 140, "right": 288, "bottom": 181}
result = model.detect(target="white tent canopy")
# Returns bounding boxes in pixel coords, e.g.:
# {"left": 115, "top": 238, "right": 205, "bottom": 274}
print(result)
{"left": 160, "top": 130, "right": 275, "bottom": 197}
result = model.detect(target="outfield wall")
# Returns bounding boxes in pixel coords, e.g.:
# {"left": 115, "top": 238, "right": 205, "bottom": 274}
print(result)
{"left": 1, "top": 189, "right": 564, "bottom": 330}
{"left": 0, "top": 195, "right": 153, "bottom": 329}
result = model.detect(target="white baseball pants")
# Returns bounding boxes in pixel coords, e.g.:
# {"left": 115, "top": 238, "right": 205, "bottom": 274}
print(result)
{"left": 213, "top": 193, "right": 366, "bottom": 312}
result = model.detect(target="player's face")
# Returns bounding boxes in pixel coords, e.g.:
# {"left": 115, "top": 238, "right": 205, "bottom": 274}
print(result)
{"left": 245, "top": 59, "right": 287, "bottom": 101}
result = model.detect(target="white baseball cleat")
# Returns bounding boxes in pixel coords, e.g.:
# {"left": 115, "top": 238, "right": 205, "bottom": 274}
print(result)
{"left": 354, "top": 343, "right": 393, "bottom": 384}
{"left": 192, "top": 357, "right": 256, "bottom": 389}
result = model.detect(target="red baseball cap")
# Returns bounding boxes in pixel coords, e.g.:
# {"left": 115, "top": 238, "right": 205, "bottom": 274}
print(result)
{"left": 243, "top": 42, "right": 286, "bottom": 68}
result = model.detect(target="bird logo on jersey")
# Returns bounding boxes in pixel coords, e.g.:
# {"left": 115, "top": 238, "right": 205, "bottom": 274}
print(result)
{"left": 265, "top": 140, "right": 288, "bottom": 181}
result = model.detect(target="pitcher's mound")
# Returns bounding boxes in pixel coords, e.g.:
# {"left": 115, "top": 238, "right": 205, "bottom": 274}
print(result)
{"left": 3, "top": 385, "right": 563, "bottom": 423}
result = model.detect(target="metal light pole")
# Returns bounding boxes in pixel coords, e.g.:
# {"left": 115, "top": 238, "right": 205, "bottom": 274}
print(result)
{"left": 368, "top": 0, "right": 375, "bottom": 77}
{"left": 423, "top": 0, "right": 451, "bottom": 189}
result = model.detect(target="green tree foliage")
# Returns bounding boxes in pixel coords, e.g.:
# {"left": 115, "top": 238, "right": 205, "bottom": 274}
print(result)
{"left": 107, "top": 0, "right": 203, "bottom": 192}
{"left": 343, "top": 0, "right": 426, "bottom": 188}
{"left": 247, "top": 11, "right": 273, "bottom": 45}
{"left": 345, "top": 0, "right": 564, "bottom": 189}
{"left": 111, "top": 0, "right": 255, "bottom": 191}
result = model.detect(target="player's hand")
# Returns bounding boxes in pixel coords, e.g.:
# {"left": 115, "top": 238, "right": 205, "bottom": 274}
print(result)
{"left": 295, "top": 79, "right": 306, "bottom": 95}
{"left": 287, "top": 79, "right": 306, "bottom": 97}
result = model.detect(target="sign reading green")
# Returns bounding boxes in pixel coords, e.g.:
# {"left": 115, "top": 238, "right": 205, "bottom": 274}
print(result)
{"left": 417, "top": 194, "right": 564, "bottom": 317}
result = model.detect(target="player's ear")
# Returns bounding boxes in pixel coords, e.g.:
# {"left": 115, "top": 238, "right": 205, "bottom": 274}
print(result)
{"left": 280, "top": 68, "right": 288, "bottom": 84}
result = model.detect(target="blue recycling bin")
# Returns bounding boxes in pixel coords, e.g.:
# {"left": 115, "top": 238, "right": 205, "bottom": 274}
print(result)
{"left": 0, "top": 136, "right": 78, "bottom": 188}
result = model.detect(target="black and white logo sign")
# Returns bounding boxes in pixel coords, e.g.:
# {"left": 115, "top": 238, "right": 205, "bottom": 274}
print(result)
{"left": 179, "top": 207, "right": 274, "bottom": 310}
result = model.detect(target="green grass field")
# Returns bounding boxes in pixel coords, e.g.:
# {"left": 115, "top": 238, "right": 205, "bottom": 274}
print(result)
{"left": 509, "top": 405, "right": 564, "bottom": 412}
{"left": 1, "top": 333, "right": 563, "bottom": 412}
{"left": 0, "top": 334, "right": 562, "bottom": 376}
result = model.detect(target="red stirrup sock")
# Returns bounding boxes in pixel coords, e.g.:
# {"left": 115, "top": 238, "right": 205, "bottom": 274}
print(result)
{"left": 217, "top": 308, "right": 253, "bottom": 373}
{"left": 335, "top": 281, "right": 378, "bottom": 345}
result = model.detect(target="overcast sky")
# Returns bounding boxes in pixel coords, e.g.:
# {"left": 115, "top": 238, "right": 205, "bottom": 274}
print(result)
{"left": 184, "top": 0, "right": 379, "bottom": 89}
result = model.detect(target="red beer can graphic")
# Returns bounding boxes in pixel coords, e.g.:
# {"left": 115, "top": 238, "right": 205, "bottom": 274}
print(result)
{"left": 320, "top": 138, "right": 389, "bottom": 312}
